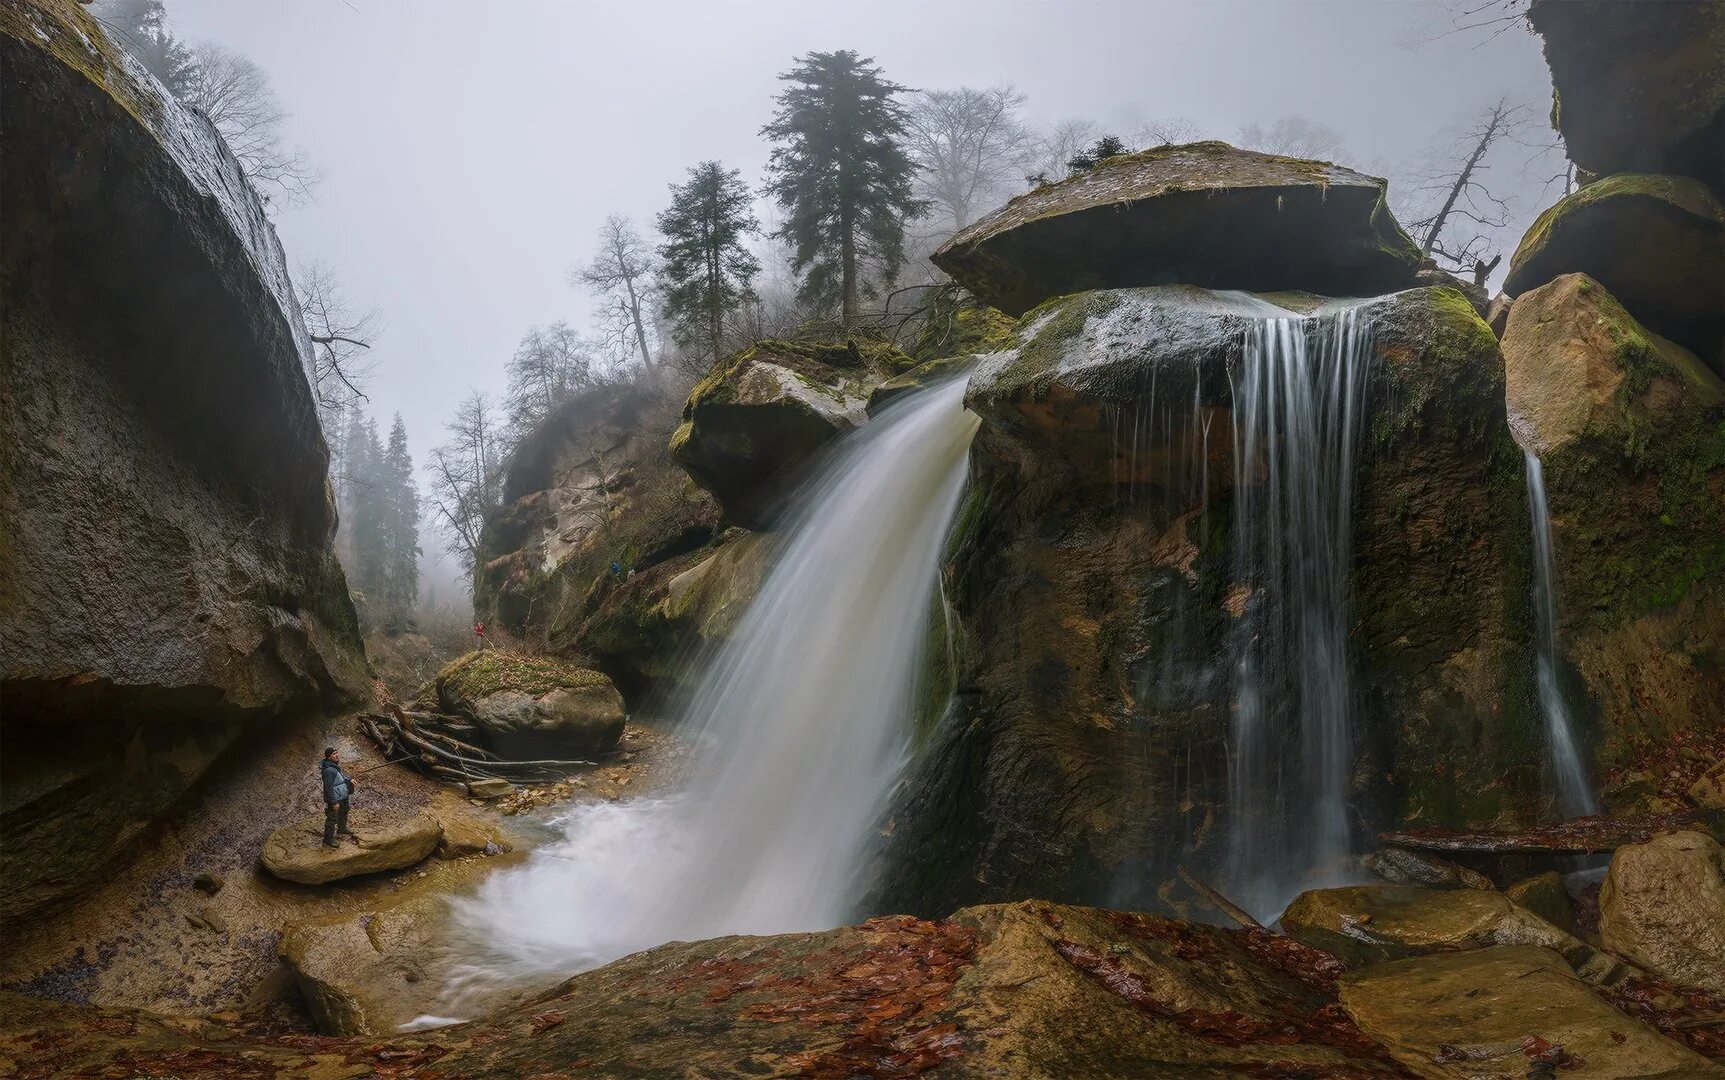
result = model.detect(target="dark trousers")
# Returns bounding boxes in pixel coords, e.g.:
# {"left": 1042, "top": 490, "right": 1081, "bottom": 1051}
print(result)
{"left": 323, "top": 799, "right": 350, "bottom": 844}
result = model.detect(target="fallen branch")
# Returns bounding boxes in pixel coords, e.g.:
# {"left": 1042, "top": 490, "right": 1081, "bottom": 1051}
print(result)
{"left": 1177, "top": 865, "right": 1263, "bottom": 929}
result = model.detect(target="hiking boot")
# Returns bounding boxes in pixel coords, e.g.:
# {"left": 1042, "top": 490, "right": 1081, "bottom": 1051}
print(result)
{"left": 322, "top": 840, "right": 341, "bottom": 849}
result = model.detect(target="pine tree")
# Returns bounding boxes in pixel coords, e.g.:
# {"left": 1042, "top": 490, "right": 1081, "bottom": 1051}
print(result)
{"left": 1066, "top": 135, "right": 1131, "bottom": 175}
{"left": 656, "top": 162, "right": 761, "bottom": 365}
{"left": 762, "top": 51, "right": 927, "bottom": 326}
{"left": 92, "top": 0, "right": 198, "bottom": 97}
{"left": 352, "top": 418, "right": 387, "bottom": 606}
{"left": 381, "top": 415, "right": 420, "bottom": 619}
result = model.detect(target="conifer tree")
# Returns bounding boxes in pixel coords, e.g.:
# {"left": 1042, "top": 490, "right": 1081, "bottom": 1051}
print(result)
{"left": 762, "top": 50, "right": 926, "bottom": 326}
{"left": 656, "top": 161, "right": 760, "bottom": 365}
{"left": 352, "top": 418, "right": 387, "bottom": 605}
{"left": 381, "top": 415, "right": 420, "bottom": 618}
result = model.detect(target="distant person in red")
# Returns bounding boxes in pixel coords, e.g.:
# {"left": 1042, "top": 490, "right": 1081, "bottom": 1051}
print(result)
{"left": 474, "top": 621, "right": 486, "bottom": 650}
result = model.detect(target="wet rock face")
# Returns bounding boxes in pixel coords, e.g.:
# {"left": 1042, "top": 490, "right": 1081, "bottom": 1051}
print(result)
{"left": 1600, "top": 830, "right": 1725, "bottom": 993}
{"left": 1529, "top": 0, "right": 1725, "bottom": 188}
{"left": 0, "top": 1, "right": 366, "bottom": 925}
{"left": 670, "top": 338, "right": 914, "bottom": 528}
{"left": 932, "top": 141, "right": 1420, "bottom": 316}
{"left": 1505, "top": 174, "right": 1725, "bottom": 363}
{"left": 878, "top": 285, "right": 1533, "bottom": 915}
{"left": 1501, "top": 274, "right": 1725, "bottom": 801}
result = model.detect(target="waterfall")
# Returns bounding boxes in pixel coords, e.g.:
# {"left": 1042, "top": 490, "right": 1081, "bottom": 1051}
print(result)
{"left": 1524, "top": 450, "right": 1599, "bottom": 817}
{"left": 445, "top": 378, "right": 979, "bottom": 989}
{"left": 1225, "top": 306, "right": 1373, "bottom": 920}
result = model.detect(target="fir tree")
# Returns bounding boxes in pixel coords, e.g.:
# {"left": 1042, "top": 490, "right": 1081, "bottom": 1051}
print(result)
{"left": 656, "top": 162, "right": 760, "bottom": 365}
{"left": 352, "top": 418, "right": 387, "bottom": 605}
{"left": 762, "top": 50, "right": 927, "bottom": 326}
{"left": 1066, "top": 134, "right": 1131, "bottom": 175}
{"left": 381, "top": 415, "right": 420, "bottom": 619}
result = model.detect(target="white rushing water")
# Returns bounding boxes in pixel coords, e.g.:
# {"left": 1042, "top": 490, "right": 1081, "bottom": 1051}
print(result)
{"left": 443, "top": 378, "right": 979, "bottom": 995}
{"left": 1225, "top": 305, "right": 1373, "bottom": 920}
{"left": 1524, "top": 450, "right": 1599, "bottom": 817}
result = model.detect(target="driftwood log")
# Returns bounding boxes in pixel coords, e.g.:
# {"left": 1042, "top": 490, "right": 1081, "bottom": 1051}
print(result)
{"left": 360, "top": 705, "right": 597, "bottom": 785}
{"left": 1378, "top": 810, "right": 1718, "bottom": 856}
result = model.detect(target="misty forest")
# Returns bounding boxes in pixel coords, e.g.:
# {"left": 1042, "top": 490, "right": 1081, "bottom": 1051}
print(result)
{"left": 4, "top": 0, "right": 1725, "bottom": 1074}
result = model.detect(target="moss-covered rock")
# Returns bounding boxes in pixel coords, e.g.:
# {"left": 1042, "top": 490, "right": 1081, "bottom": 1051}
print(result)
{"left": 1505, "top": 174, "right": 1725, "bottom": 364}
{"left": 876, "top": 285, "right": 1535, "bottom": 917}
{"left": 931, "top": 140, "right": 1420, "bottom": 316}
{"left": 433, "top": 651, "right": 623, "bottom": 759}
{"left": 670, "top": 337, "right": 913, "bottom": 528}
{"left": 1501, "top": 274, "right": 1725, "bottom": 795}
{"left": 1529, "top": 0, "right": 1725, "bottom": 188}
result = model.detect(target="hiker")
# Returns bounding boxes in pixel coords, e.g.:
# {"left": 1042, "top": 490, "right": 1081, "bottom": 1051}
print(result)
{"left": 473, "top": 621, "right": 486, "bottom": 650}
{"left": 320, "top": 747, "right": 357, "bottom": 848}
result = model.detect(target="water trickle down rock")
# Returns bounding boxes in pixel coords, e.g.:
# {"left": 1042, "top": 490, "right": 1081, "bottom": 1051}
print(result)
{"left": 0, "top": 0, "right": 368, "bottom": 925}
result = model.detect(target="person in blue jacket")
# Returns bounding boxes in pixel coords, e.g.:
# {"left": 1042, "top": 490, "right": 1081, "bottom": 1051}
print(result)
{"left": 320, "top": 747, "right": 357, "bottom": 848}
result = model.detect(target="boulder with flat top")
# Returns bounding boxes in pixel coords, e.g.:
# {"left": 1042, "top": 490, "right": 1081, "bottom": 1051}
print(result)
{"left": 260, "top": 808, "right": 442, "bottom": 886}
{"left": 432, "top": 650, "right": 625, "bottom": 760}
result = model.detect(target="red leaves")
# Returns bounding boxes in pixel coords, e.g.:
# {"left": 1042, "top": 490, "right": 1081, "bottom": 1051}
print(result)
{"left": 1378, "top": 810, "right": 1712, "bottom": 855}
{"left": 1598, "top": 974, "right": 1725, "bottom": 1057}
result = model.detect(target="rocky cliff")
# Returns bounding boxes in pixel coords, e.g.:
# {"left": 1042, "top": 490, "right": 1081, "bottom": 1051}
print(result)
{"left": 0, "top": 0, "right": 368, "bottom": 925}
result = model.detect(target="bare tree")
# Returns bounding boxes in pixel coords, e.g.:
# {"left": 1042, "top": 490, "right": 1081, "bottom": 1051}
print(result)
{"left": 504, "top": 322, "right": 598, "bottom": 437}
{"left": 295, "top": 261, "right": 379, "bottom": 421}
{"left": 1024, "top": 119, "right": 1100, "bottom": 187}
{"left": 1400, "top": 98, "right": 1537, "bottom": 283}
{"left": 905, "top": 84, "right": 1033, "bottom": 233}
{"left": 428, "top": 392, "right": 503, "bottom": 574}
{"left": 182, "top": 42, "right": 318, "bottom": 206}
{"left": 1130, "top": 115, "right": 1204, "bottom": 147}
{"left": 575, "top": 215, "right": 659, "bottom": 386}
{"left": 1238, "top": 116, "right": 1347, "bottom": 161}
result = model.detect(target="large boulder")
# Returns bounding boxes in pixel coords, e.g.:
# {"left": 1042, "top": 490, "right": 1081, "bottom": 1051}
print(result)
{"left": 1599, "top": 830, "right": 1725, "bottom": 992}
{"left": 931, "top": 141, "right": 1420, "bottom": 316}
{"left": 0, "top": 0, "right": 368, "bottom": 925}
{"left": 1339, "top": 946, "right": 1716, "bottom": 1077}
{"left": 670, "top": 338, "right": 914, "bottom": 528}
{"left": 877, "top": 285, "right": 1538, "bottom": 917}
{"left": 432, "top": 651, "right": 625, "bottom": 759}
{"left": 260, "top": 808, "right": 442, "bottom": 886}
{"left": 1502, "top": 275, "right": 1725, "bottom": 805}
{"left": 1529, "top": 0, "right": 1725, "bottom": 187}
{"left": 1504, "top": 174, "right": 1725, "bottom": 360}
{"left": 1278, "top": 885, "right": 1631, "bottom": 986}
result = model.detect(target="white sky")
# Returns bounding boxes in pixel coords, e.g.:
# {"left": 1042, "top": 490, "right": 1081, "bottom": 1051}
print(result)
{"left": 169, "top": 0, "right": 1555, "bottom": 502}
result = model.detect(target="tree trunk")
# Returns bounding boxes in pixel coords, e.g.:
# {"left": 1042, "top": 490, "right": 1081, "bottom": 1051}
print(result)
{"left": 624, "top": 277, "right": 656, "bottom": 387}
{"left": 1419, "top": 104, "right": 1504, "bottom": 258}
{"left": 840, "top": 205, "right": 857, "bottom": 327}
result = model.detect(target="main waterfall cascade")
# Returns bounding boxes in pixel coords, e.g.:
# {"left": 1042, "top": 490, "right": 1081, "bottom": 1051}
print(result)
{"left": 1224, "top": 305, "right": 1374, "bottom": 920}
{"left": 1524, "top": 450, "right": 1601, "bottom": 817}
{"left": 444, "top": 379, "right": 980, "bottom": 999}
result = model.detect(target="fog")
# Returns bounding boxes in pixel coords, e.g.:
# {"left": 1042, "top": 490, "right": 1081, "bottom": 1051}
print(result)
{"left": 164, "top": 0, "right": 1554, "bottom": 595}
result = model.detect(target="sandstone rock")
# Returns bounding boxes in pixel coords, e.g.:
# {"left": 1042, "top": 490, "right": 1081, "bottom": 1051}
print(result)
{"left": 1279, "top": 885, "right": 1630, "bottom": 986}
{"left": 434, "top": 651, "right": 624, "bottom": 759}
{"left": 1501, "top": 274, "right": 1725, "bottom": 787}
{"left": 0, "top": 0, "right": 368, "bottom": 925}
{"left": 1362, "top": 847, "right": 1494, "bottom": 890}
{"left": 1506, "top": 871, "right": 1575, "bottom": 933}
{"left": 465, "top": 777, "right": 515, "bottom": 800}
{"left": 1691, "top": 761, "right": 1725, "bottom": 810}
{"left": 279, "top": 857, "right": 518, "bottom": 1035}
{"left": 931, "top": 140, "right": 1420, "bottom": 316}
{"left": 1600, "top": 830, "right": 1725, "bottom": 992}
{"left": 1339, "top": 945, "right": 1715, "bottom": 1078}
{"left": 880, "top": 284, "right": 1533, "bottom": 915}
{"left": 434, "top": 814, "right": 511, "bottom": 859}
{"left": 1505, "top": 175, "right": 1725, "bottom": 356}
{"left": 659, "top": 530, "right": 770, "bottom": 645}
{"left": 670, "top": 338, "right": 912, "bottom": 527}
{"left": 867, "top": 354, "right": 976, "bottom": 415}
{"left": 1529, "top": 0, "right": 1725, "bottom": 186}
{"left": 260, "top": 809, "right": 442, "bottom": 886}
{"left": 1486, "top": 293, "right": 1513, "bottom": 339}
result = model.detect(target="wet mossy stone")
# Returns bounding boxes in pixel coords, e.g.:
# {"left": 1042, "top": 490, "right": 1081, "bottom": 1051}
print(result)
{"left": 433, "top": 651, "right": 623, "bottom": 759}
{"left": 670, "top": 337, "right": 912, "bottom": 528}
{"left": 931, "top": 141, "right": 1420, "bottom": 316}
{"left": 1529, "top": 0, "right": 1725, "bottom": 187}
{"left": 1505, "top": 174, "right": 1724, "bottom": 357}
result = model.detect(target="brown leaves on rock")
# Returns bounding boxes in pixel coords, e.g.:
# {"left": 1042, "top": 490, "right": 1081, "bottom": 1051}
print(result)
{"left": 1597, "top": 973, "right": 1725, "bottom": 1057}
{"left": 528, "top": 1009, "right": 567, "bottom": 1034}
{"left": 1233, "top": 929, "right": 1348, "bottom": 994}
{"left": 657, "top": 915, "right": 977, "bottom": 1079}
{"left": 1378, "top": 810, "right": 1715, "bottom": 854}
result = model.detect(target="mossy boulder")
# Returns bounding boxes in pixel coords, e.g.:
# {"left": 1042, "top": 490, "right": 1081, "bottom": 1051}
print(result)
{"left": 1505, "top": 174, "right": 1725, "bottom": 362}
{"left": 931, "top": 140, "right": 1420, "bottom": 317}
{"left": 670, "top": 338, "right": 914, "bottom": 528}
{"left": 1501, "top": 274, "right": 1725, "bottom": 791}
{"left": 1529, "top": 0, "right": 1725, "bottom": 187}
{"left": 433, "top": 651, "right": 624, "bottom": 759}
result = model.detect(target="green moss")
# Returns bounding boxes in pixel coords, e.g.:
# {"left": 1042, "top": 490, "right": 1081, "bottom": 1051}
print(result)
{"left": 987, "top": 291, "right": 1120, "bottom": 402}
{"left": 1511, "top": 172, "right": 1725, "bottom": 275}
{"left": 436, "top": 649, "right": 609, "bottom": 700}
{"left": 1368, "top": 287, "right": 1502, "bottom": 454}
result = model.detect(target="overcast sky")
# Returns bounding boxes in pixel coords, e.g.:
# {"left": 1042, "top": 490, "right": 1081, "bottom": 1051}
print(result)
{"left": 168, "top": 0, "right": 1555, "bottom": 580}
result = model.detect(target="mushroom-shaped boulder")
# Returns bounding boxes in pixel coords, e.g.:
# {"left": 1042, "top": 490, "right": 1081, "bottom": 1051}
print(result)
{"left": 434, "top": 650, "right": 625, "bottom": 760}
